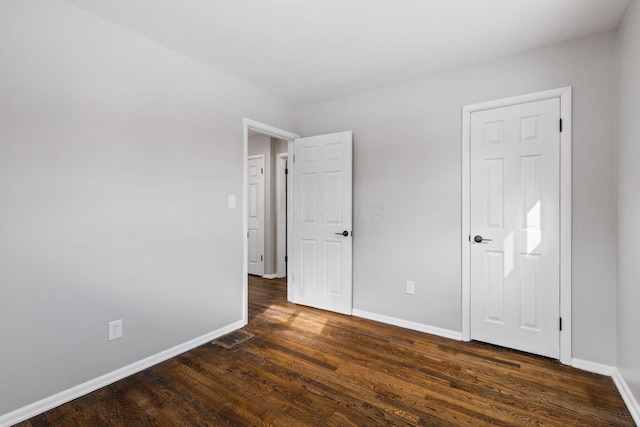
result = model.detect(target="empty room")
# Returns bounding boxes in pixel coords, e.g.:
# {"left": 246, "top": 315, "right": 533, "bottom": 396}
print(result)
{"left": 1, "top": 0, "right": 639, "bottom": 425}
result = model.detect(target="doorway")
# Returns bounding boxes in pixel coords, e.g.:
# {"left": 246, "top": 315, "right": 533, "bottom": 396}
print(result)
{"left": 461, "top": 87, "right": 573, "bottom": 364}
{"left": 247, "top": 133, "right": 289, "bottom": 280}
{"left": 242, "top": 119, "right": 355, "bottom": 324}
{"left": 242, "top": 119, "right": 299, "bottom": 325}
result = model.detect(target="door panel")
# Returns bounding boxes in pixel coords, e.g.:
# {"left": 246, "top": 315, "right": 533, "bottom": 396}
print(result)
{"left": 485, "top": 158, "right": 504, "bottom": 229}
{"left": 485, "top": 250, "right": 505, "bottom": 324}
{"left": 520, "top": 254, "right": 541, "bottom": 330}
{"left": 292, "top": 131, "right": 352, "bottom": 315}
{"left": 247, "top": 156, "right": 264, "bottom": 276}
{"left": 470, "top": 99, "right": 560, "bottom": 358}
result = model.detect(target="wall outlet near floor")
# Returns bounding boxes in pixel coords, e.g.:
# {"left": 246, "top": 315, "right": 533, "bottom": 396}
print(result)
{"left": 405, "top": 280, "right": 415, "bottom": 295}
{"left": 108, "top": 319, "right": 123, "bottom": 341}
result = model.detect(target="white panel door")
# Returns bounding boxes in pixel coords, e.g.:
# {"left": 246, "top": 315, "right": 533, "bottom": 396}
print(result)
{"left": 292, "top": 131, "right": 352, "bottom": 315}
{"left": 470, "top": 98, "right": 560, "bottom": 358}
{"left": 247, "top": 156, "right": 264, "bottom": 276}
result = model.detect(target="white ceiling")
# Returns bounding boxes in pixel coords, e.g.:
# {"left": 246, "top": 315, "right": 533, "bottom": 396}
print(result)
{"left": 66, "top": 0, "right": 630, "bottom": 104}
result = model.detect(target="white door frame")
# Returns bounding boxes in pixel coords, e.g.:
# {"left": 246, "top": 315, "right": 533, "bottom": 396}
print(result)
{"left": 461, "top": 87, "right": 572, "bottom": 365}
{"left": 276, "top": 153, "right": 288, "bottom": 279}
{"left": 242, "top": 119, "right": 300, "bottom": 325}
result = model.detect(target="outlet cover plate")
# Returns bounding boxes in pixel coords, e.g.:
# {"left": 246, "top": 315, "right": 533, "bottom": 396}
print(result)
{"left": 108, "top": 319, "right": 123, "bottom": 341}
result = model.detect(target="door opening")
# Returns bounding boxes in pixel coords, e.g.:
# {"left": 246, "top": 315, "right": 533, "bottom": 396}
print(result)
{"left": 242, "top": 119, "right": 299, "bottom": 325}
{"left": 242, "top": 119, "right": 355, "bottom": 325}
{"left": 247, "top": 133, "right": 289, "bottom": 279}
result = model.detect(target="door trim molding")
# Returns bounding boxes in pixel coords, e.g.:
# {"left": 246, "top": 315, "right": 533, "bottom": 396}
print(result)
{"left": 243, "top": 119, "right": 300, "bottom": 324}
{"left": 461, "top": 87, "right": 572, "bottom": 365}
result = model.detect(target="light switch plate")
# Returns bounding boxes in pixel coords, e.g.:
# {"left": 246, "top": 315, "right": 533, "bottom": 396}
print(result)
{"left": 228, "top": 195, "right": 236, "bottom": 209}
{"left": 405, "top": 280, "right": 415, "bottom": 295}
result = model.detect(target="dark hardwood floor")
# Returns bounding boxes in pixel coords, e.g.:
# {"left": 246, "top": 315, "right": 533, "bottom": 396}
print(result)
{"left": 18, "top": 276, "right": 633, "bottom": 426}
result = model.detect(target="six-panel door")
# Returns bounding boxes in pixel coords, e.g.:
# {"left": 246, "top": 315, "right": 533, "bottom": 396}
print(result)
{"left": 292, "top": 131, "right": 353, "bottom": 315}
{"left": 470, "top": 99, "right": 561, "bottom": 358}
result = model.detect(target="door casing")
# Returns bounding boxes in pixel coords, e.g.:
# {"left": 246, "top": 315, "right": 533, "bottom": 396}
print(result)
{"left": 461, "top": 87, "right": 572, "bottom": 365}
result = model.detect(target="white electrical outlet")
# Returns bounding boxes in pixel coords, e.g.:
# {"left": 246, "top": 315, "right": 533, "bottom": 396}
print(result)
{"left": 108, "top": 319, "right": 123, "bottom": 341}
{"left": 405, "top": 280, "right": 415, "bottom": 295}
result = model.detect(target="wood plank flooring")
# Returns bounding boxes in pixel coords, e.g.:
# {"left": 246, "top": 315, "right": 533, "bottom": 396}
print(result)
{"left": 18, "top": 276, "right": 633, "bottom": 426}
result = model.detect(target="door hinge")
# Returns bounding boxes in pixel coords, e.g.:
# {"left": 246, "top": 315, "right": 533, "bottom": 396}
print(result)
{"left": 285, "top": 168, "right": 288, "bottom": 175}
{"left": 261, "top": 167, "right": 264, "bottom": 174}
{"left": 247, "top": 232, "right": 249, "bottom": 238}
{"left": 559, "top": 118, "right": 563, "bottom": 133}
{"left": 285, "top": 255, "right": 288, "bottom": 263}
{"left": 261, "top": 255, "right": 263, "bottom": 262}
{"left": 559, "top": 317, "right": 563, "bottom": 331}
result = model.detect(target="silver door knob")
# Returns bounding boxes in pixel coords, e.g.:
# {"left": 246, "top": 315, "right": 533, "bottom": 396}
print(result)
{"left": 473, "top": 235, "right": 492, "bottom": 243}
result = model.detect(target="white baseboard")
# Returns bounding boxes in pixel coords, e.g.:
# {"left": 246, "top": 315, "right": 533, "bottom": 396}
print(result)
{"left": 352, "top": 309, "right": 462, "bottom": 341}
{"left": 262, "top": 274, "right": 278, "bottom": 279}
{"left": 612, "top": 368, "right": 640, "bottom": 426}
{"left": 5, "top": 319, "right": 638, "bottom": 427}
{"left": 571, "top": 360, "right": 639, "bottom": 425}
{"left": 0, "top": 320, "right": 246, "bottom": 427}
{"left": 571, "top": 358, "right": 616, "bottom": 376}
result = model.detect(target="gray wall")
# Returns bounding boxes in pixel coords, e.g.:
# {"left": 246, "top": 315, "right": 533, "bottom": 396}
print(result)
{"left": 300, "top": 31, "right": 618, "bottom": 365}
{"left": 617, "top": 0, "right": 640, "bottom": 406}
{"left": 0, "top": 0, "right": 630, "bottom": 419}
{"left": 0, "top": 0, "right": 297, "bottom": 416}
